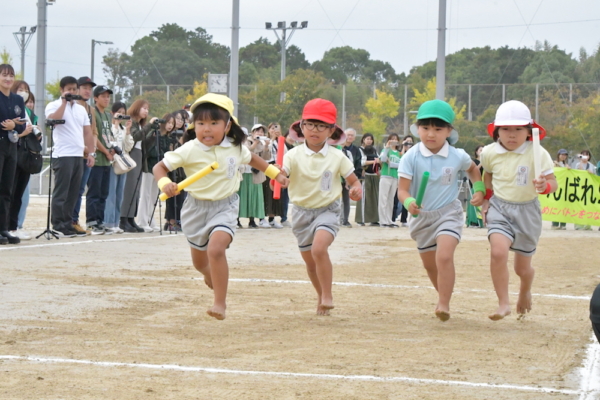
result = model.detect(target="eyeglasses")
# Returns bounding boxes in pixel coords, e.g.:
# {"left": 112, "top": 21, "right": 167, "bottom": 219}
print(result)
{"left": 301, "top": 121, "right": 333, "bottom": 132}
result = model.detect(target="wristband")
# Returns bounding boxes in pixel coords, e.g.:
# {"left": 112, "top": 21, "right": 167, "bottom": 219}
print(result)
{"left": 157, "top": 177, "right": 172, "bottom": 191}
{"left": 404, "top": 197, "right": 416, "bottom": 210}
{"left": 540, "top": 182, "right": 552, "bottom": 195}
{"left": 484, "top": 189, "right": 494, "bottom": 200}
{"left": 473, "top": 181, "right": 486, "bottom": 195}
{"left": 265, "top": 164, "right": 281, "bottom": 180}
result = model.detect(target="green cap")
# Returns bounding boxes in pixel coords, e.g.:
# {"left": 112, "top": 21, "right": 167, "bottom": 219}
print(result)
{"left": 417, "top": 99, "right": 455, "bottom": 124}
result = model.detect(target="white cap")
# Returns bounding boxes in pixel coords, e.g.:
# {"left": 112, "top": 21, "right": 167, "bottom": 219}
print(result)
{"left": 251, "top": 123, "right": 266, "bottom": 132}
{"left": 493, "top": 100, "right": 533, "bottom": 126}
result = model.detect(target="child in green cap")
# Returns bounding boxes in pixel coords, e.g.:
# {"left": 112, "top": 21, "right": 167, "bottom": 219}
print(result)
{"left": 397, "top": 99, "right": 485, "bottom": 321}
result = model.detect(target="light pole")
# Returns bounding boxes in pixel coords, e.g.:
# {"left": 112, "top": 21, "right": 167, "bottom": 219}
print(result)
{"left": 13, "top": 26, "right": 37, "bottom": 79}
{"left": 229, "top": 0, "right": 240, "bottom": 115}
{"left": 436, "top": 0, "right": 447, "bottom": 100}
{"left": 265, "top": 20, "right": 307, "bottom": 102}
{"left": 91, "top": 39, "right": 113, "bottom": 82}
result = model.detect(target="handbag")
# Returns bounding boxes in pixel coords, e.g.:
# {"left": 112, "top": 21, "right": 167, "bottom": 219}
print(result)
{"left": 17, "top": 133, "right": 43, "bottom": 174}
{"left": 112, "top": 151, "right": 137, "bottom": 175}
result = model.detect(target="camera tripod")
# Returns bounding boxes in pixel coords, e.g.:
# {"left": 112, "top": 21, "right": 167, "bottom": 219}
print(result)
{"left": 148, "top": 124, "right": 163, "bottom": 235}
{"left": 37, "top": 120, "right": 64, "bottom": 240}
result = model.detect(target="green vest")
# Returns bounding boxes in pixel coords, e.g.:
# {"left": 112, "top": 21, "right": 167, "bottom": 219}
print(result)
{"left": 94, "top": 108, "right": 113, "bottom": 167}
{"left": 380, "top": 149, "right": 400, "bottom": 178}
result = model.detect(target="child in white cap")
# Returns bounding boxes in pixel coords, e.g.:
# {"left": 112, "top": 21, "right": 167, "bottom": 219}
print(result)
{"left": 481, "top": 100, "right": 557, "bottom": 321}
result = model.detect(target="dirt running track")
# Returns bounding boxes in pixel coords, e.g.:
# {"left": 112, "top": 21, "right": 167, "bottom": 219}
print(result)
{"left": 0, "top": 197, "right": 598, "bottom": 399}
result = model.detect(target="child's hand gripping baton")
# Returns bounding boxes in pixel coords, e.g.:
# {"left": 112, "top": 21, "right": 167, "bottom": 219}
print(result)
{"left": 532, "top": 127, "right": 543, "bottom": 193}
{"left": 412, "top": 171, "right": 430, "bottom": 218}
{"left": 159, "top": 161, "right": 219, "bottom": 201}
{"left": 272, "top": 136, "right": 286, "bottom": 200}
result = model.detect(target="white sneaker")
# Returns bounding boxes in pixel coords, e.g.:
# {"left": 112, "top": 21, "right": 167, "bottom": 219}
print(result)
{"left": 151, "top": 226, "right": 161, "bottom": 232}
{"left": 11, "top": 229, "right": 31, "bottom": 240}
{"left": 270, "top": 220, "right": 283, "bottom": 229}
{"left": 281, "top": 220, "right": 292, "bottom": 228}
{"left": 259, "top": 219, "right": 271, "bottom": 228}
{"left": 139, "top": 225, "right": 154, "bottom": 233}
{"left": 109, "top": 227, "right": 124, "bottom": 234}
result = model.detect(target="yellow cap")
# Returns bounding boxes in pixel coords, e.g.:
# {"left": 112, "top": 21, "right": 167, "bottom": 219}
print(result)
{"left": 188, "top": 93, "right": 239, "bottom": 131}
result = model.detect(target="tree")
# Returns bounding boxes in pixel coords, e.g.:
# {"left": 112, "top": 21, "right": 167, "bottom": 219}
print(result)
{"left": 519, "top": 41, "right": 578, "bottom": 84}
{"left": 360, "top": 89, "right": 400, "bottom": 140}
{"left": 102, "top": 48, "right": 131, "bottom": 101}
{"left": 312, "top": 46, "right": 399, "bottom": 84}
{"left": 186, "top": 80, "right": 208, "bottom": 103}
{"left": 240, "top": 37, "right": 279, "bottom": 70}
{"left": 1, "top": 47, "right": 13, "bottom": 64}
{"left": 408, "top": 78, "right": 466, "bottom": 122}
{"left": 45, "top": 77, "right": 61, "bottom": 100}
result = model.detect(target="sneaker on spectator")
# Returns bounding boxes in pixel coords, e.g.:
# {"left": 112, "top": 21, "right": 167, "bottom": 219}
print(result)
{"left": 89, "top": 225, "right": 105, "bottom": 235}
{"left": 281, "top": 220, "right": 292, "bottom": 228}
{"left": 97, "top": 225, "right": 113, "bottom": 235}
{"left": 109, "top": 227, "right": 124, "bottom": 234}
{"left": 53, "top": 228, "right": 77, "bottom": 238}
{"left": 270, "top": 220, "right": 283, "bottom": 229}
{"left": 138, "top": 225, "right": 154, "bottom": 233}
{"left": 72, "top": 223, "right": 90, "bottom": 236}
{"left": 10, "top": 229, "right": 31, "bottom": 240}
{"left": 259, "top": 219, "right": 271, "bottom": 229}
{"left": 401, "top": 223, "right": 408, "bottom": 227}
{"left": 248, "top": 220, "right": 258, "bottom": 229}
{"left": 0, "top": 236, "right": 7, "bottom": 245}
{"left": 342, "top": 222, "right": 352, "bottom": 228}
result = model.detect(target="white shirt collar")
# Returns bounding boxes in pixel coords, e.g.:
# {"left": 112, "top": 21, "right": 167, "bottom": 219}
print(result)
{"left": 418, "top": 141, "right": 449, "bottom": 158}
{"left": 303, "top": 142, "right": 329, "bottom": 156}
{"left": 195, "top": 136, "right": 233, "bottom": 151}
{"left": 495, "top": 141, "right": 529, "bottom": 154}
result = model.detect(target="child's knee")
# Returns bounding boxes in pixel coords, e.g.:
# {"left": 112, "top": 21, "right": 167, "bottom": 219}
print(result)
{"left": 514, "top": 262, "right": 534, "bottom": 277}
{"left": 207, "top": 244, "right": 227, "bottom": 260}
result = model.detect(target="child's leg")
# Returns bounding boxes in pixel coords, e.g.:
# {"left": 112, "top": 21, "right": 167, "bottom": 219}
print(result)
{"left": 300, "top": 251, "right": 322, "bottom": 312}
{"left": 489, "top": 233, "right": 512, "bottom": 320}
{"left": 205, "top": 231, "right": 232, "bottom": 320}
{"left": 191, "top": 248, "right": 212, "bottom": 289}
{"left": 300, "top": 230, "right": 335, "bottom": 315}
{"left": 514, "top": 253, "right": 535, "bottom": 315}
{"left": 433, "top": 235, "right": 459, "bottom": 320}
{"left": 419, "top": 251, "right": 438, "bottom": 290}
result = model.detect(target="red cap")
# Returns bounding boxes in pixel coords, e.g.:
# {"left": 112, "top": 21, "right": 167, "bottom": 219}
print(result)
{"left": 302, "top": 98, "right": 337, "bottom": 124}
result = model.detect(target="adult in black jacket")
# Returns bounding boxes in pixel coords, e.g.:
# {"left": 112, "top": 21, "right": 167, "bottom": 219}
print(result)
{"left": 591, "top": 284, "right": 600, "bottom": 343}
{"left": 341, "top": 128, "right": 362, "bottom": 227}
{"left": 0, "top": 64, "right": 26, "bottom": 245}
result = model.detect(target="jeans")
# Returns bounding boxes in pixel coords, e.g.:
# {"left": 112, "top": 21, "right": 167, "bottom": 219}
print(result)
{"left": 281, "top": 188, "right": 289, "bottom": 222}
{"left": 72, "top": 160, "right": 91, "bottom": 223}
{"left": 104, "top": 168, "right": 127, "bottom": 228}
{"left": 17, "top": 181, "right": 29, "bottom": 229}
{"left": 86, "top": 166, "right": 111, "bottom": 226}
{"left": 52, "top": 157, "right": 83, "bottom": 231}
{"left": 340, "top": 183, "right": 350, "bottom": 224}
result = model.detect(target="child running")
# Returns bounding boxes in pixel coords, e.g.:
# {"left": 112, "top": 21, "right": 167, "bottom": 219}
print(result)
{"left": 480, "top": 100, "right": 556, "bottom": 321}
{"left": 284, "top": 98, "right": 362, "bottom": 315}
{"left": 397, "top": 100, "right": 484, "bottom": 321}
{"left": 153, "top": 94, "right": 288, "bottom": 320}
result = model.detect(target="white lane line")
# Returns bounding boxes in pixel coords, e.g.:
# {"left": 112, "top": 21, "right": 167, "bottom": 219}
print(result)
{"left": 0, "top": 234, "right": 180, "bottom": 251}
{"left": 0, "top": 355, "right": 580, "bottom": 395}
{"left": 227, "top": 278, "right": 591, "bottom": 301}
{"left": 578, "top": 334, "right": 600, "bottom": 400}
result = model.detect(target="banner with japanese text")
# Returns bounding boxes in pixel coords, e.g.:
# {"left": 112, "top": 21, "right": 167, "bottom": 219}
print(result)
{"left": 540, "top": 167, "right": 600, "bottom": 225}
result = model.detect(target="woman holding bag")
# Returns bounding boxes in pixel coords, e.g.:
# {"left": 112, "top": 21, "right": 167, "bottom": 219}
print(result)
{"left": 104, "top": 102, "right": 134, "bottom": 233}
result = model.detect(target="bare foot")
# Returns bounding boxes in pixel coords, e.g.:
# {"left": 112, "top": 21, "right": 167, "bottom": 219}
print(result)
{"left": 206, "top": 305, "right": 226, "bottom": 320}
{"left": 516, "top": 290, "right": 532, "bottom": 315}
{"left": 203, "top": 274, "right": 213, "bottom": 290}
{"left": 317, "top": 303, "right": 334, "bottom": 316}
{"left": 435, "top": 310, "right": 450, "bottom": 322}
{"left": 488, "top": 305, "right": 511, "bottom": 321}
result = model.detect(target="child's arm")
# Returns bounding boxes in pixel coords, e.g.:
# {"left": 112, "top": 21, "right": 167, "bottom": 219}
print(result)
{"left": 533, "top": 173, "right": 557, "bottom": 194}
{"left": 249, "top": 153, "right": 289, "bottom": 188}
{"left": 481, "top": 171, "right": 493, "bottom": 225}
{"left": 153, "top": 161, "right": 179, "bottom": 198}
{"left": 465, "top": 161, "right": 484, "bottom": 206}
{"left": 398, "top": 177, "right": 419, "bottom": 215}
{"left": 345, "top": 173, "right": 363, "bottom": 201}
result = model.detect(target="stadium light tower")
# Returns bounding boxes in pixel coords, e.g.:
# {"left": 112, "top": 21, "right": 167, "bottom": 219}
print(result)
{"left": 13, "top": 26, "right": 37, "bottom": 79}
{"left": 265, "top": 20, "right": 308, "bottom": 102}
{"left": 91, "top": 40, "right": 113, "bottom": 82}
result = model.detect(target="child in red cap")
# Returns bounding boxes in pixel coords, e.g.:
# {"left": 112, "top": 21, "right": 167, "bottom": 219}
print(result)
{"left": 480, "top": 100, "right": 557, "bottom": 321}
{"left": 284, "top": 98, "right": 362, "bottom": 315}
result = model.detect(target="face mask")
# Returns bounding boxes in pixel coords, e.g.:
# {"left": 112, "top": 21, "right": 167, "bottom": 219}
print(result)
{"left": 17, "top": 91, "right": 29, "bottom": 102}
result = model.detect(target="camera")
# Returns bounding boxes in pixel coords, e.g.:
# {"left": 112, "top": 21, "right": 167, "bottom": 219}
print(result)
{"left": 116, "top": 115, "right": 131, "bottom": 120}
{"left": 112, "top": 146, "right": 123, "bottom": 156}
{"left": 155, "top": 119, "right": 167, "bottom": 124}
{"left": 64, "top": 93, "right": 83, "bottom": 102}
{"left": 170, "top": 130, "right": 184, "bottom": 144}
{"left": 46, "top": 119, "right": 65, "bottom": 126}
{"left": 33, "top": 125, "right": 41, "bottom": 136}
{"left": 578, "top": 154, "right": 589, "bottom": 160}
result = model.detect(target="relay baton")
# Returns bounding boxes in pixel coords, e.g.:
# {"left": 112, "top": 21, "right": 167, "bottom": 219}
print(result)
{"left": 532, "top": 127, "right": 543, "bottom": 193}
{"left": 159, "top": 161, "right": 219, "bottom": 201}
{"left": 412, "top": 171, "right": 430, "bottom": 218}
{"left": 272, "top": 136, "right": 286, "bottom": 199}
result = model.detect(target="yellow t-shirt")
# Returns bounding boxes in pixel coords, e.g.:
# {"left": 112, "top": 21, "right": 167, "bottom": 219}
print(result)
{"left": 283, "top": 143, "right": 355, "bottom": 209}
{"left": 480, "top": 141, "right": 554, "bottom": 202}
{"left": 163, "top": 137, "right": 251, "bottom": 201}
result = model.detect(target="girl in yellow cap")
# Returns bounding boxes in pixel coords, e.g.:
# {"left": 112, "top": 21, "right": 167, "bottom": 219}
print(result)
{"left": 153, "top": 94, "right": 289, "bottom": 320}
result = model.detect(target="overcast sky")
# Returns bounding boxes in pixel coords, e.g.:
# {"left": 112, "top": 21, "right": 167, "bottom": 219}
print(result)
{"left": 2, "top": 0, "right": 599, "bottom": 90}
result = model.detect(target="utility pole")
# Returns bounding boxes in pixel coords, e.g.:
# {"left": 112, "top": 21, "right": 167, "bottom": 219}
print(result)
{"left": 266, "top": 20, "right": 308, "bottom": 102}
{"left": 91, "top": 39, "right": 113, "bottom": 82}
{"left": 13, "top": 26, "right": 37, "bottom": 79}
{"left": 229, "top": 0, "right": 240, "bottom": 115}
{"left": 35, "top": 0, "right": 49, "bottom": 147}
{"left": 436, "top": 0, "right": 447, "bottom": 100}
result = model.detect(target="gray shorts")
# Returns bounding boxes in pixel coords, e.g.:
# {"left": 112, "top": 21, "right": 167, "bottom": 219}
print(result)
{"left": 409, "top": 199, "right": 464, "bottom": 253}
{"left": 486, "top": 196, "right": 541, "bottom": 256}
{"left": 181, "top": 193, "right": 239, "bottom": 251}
{"left": 292, "top": 200, "right": 341, "bottom": 252}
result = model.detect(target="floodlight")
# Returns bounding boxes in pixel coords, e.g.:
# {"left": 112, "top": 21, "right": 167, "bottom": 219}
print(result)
{"left": 290, "top": 21, "right": 297, "bottom": 28}
{"left": 265, "top": 22, "right": 272, "bottom": 29}
{"left": 277, "top": 21, "right": 285, "bottom": 29}
{"left": 301, "top": 21, "right": 308, "bottom": 28}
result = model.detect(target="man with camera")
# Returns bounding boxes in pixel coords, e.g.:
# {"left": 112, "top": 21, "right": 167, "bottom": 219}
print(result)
{"left": 45, "top": 76, "right": 96, "bottom": 237}
{"left": 71, "top": 76, "right": 99, "bottom": 235}
{"left": 86, "top": 85, "right": 115, "bottom": 235}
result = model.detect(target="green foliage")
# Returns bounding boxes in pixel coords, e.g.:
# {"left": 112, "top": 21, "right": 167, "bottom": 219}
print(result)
{"left": 45, "top": 77, "right": 61, "bottom": 101}
{"left": 360, "top": 89, "right": 400, "bottom": 140}
{"left": 408, "top": 78, "right": 466, "bottom": 121}
{"left": 519, "top": 41, "right": 577, "bottom": 84}
{"left": 1, "top": 47, "right": 13, "bottom": 65}
{"left": 132, "top": 88, "right": 191, "bottom": 120}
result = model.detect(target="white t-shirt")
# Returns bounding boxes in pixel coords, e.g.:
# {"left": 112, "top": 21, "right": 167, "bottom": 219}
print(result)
{"left": 45, "top": 99, "right": 90, "bottom": 158}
